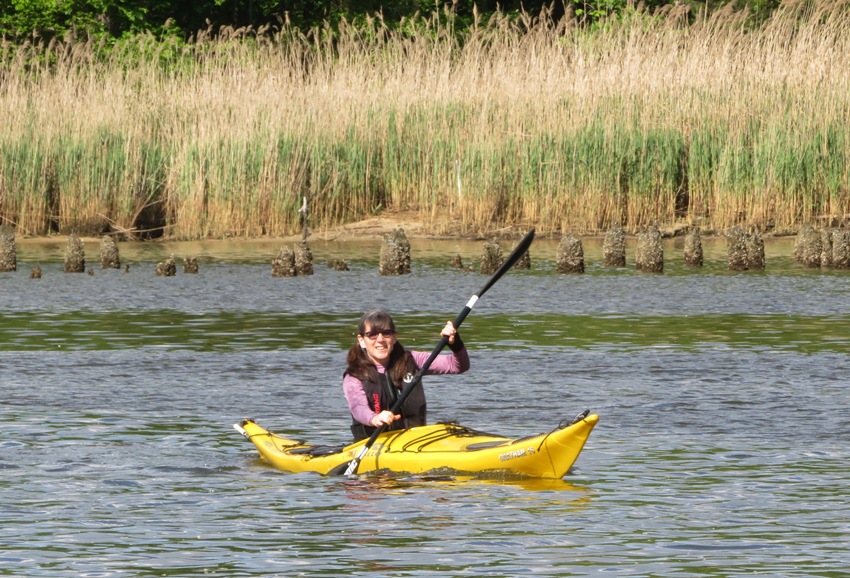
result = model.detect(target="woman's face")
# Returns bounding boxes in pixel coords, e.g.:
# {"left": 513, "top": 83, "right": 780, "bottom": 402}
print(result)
{"left": 357, "top": 323, "right": 397, "bottom": 366}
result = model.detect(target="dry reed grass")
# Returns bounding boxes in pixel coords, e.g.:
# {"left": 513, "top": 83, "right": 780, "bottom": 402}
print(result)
{"left": 1, "top": 1, "right": 849, "bottom": 239}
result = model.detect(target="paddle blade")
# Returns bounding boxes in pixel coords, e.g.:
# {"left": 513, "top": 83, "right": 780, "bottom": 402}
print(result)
{"left": 327, "top": 433, "right": 377, "bottom": 476}
{"left": 343, "top": 459, "right": 360, "bottom": 476}
{"left": 326, "top": 461, "right": 353, "bottom": 476}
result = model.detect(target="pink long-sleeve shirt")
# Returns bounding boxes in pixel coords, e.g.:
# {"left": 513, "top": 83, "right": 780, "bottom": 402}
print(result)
{"left": 342, "top": 348, "right": 470, "bottom": 426}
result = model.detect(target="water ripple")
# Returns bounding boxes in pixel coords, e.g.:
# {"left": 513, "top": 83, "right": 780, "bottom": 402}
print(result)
{"left": 3, "top": 255, "right": 850, "bottom": 576}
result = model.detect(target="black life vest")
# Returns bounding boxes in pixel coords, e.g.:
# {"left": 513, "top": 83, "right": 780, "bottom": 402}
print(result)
{"left": 350, "top": 370, "right": 426, "bottom": 441}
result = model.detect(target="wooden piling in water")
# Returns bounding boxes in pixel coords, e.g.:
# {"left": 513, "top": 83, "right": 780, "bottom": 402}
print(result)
{"left": 602, "top": 225, "right": 626, "bottom": 267}
{"left": 794, "top": 224, "right": 822, "bottom": 268}
{"left": 746, "top": 228, "right": 765, "bottom": 270}
{"left": 683, "top": 227, "right": 703, "bottom": 267}
{"left": 635, "top": 225, "right": 663, "bottom": 273}
{"left": 379, "top": 228, "right": 411, "bottom": 276}
{"left": 183, "top": 257, "right": 199, "bottom": 274}
{"left": 480, "top": 239, "right": 503, "bottom": 275}
{"left": 272, "top": 246, "right": 296, "bottom": 277}
{"left": 0, "top": 226, "right": 15, "bottom": 272}
{"left": 327, "top": 258, "right": 350, "bottom": 271}
{"left": 64, "top": 233, "right": 85, "bottom": 273}
{"left": 727, "top": 226, "right": 749, "bottom": 271}
{"left": 100, "top": 235, "right": 120, "bottom": 269}
{"left": 832, "top": 230, "right": 850, "bottom": 269}
{"left": 555, "top": 235, "right": 585, "bottom": 274}
{"left": 726, "top": 226, "right": 765, "bottom": 271}
{"left": 449, "top": 254, "right": 473, "bottom": 271}
{"left": 156, "top": 255, "right": 176, "bottom": 276}
{"left": 295, "top": 241, "right": 314, "bottom": 276}
{"left": 820, "top": 230, "right": 834, "bottom": 269}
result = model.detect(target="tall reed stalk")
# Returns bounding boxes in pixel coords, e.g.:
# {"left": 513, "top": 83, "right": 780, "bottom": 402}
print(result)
{"left": 1, "top": 1, "right": 849, "bottom": 239}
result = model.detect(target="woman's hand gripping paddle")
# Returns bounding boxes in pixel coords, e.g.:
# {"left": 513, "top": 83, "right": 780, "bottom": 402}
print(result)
{"left": 330, "top": 228, "right": 536, "bottom": 477}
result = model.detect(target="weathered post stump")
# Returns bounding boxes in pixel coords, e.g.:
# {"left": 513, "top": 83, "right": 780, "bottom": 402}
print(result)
{"left": 272, "top": 246, "right": 296, "bottom": 277}
{"left": 727, "top": 226, "right": 765, "bottom": 271}
{"left": 820, "top": 230, "right": 834, "bottom": 269}
{"left": 64, "top": 233, "right": 86, "bottom": 273}
{"left": 683, "top": 227, "right": 703, "bottom": 267}
{"left": 635, "top": 225, "right": 663, "bottom": 273}
{"left": 832, "top": 230, "right": 850, "bottom": 269}
{"left": 746, "top": 229, "right": 765, "bottom": 270}
{"left": 0, "top": 226, "right": 15, "bottom": 272}
{"left": 183, "top": 257, "right": 199, "bottom": 274}
{"left": 295, "top": 241, "right": 314, "bottom": 276}
{"left": 156, "top": 255, "right": 177, "bottom": 277}
{"left": 727, "top": 226, "right": 749, "bottom": 271}
{"left": 327, "top": 258, "right": 350, "bottom": 271}
{"left": 555, "top": 235, "right": 585, "bottom": 274}
{"left": 379, "top": 228, "right": 411, "bottom": 276}
{"left": 603, "top": 225, "right": 626, "bottom": 267}
{"left": 480, "top": 239, "right": 503, "bottom": 275}
{"left": 30, "top": 265, "right": 42, "bottom": 279}
{"left": 99, "top": 235, "right": 120, "bottom": 269}
{"left": 449, "top": 254, "right": 474, "bottom": 271}
{"left": 794, "top": 224, "right": 822, "bottom": 268}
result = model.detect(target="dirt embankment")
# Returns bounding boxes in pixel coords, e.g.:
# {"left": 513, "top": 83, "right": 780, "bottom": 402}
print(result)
{"left": 306, "top": 215, "right": 729, "bottom": 242}
{"left": 13, "top": 209, "right": 804, "bottom": 246}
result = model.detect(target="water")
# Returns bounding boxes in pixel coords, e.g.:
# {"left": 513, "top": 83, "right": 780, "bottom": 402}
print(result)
{"left": 2, "top": 238, "right": 849, "bottom": 576}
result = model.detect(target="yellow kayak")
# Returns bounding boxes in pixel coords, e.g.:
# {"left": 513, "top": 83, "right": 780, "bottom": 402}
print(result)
{"left": 233, "top": 410, "right": 598, "bottom": 478}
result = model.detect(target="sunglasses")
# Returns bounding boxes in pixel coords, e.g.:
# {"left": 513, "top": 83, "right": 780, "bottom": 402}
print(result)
{"left": 362, "top": 329, "right": 396, "bottom": 340}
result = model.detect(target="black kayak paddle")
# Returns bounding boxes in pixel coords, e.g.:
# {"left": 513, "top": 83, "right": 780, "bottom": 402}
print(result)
{"left": 331, "top": 227, "right": 536, "bottom": 477}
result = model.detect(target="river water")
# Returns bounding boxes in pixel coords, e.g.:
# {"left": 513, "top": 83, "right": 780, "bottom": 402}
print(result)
{"left": 2, "top": 236, "right": 849, "bottom": 576}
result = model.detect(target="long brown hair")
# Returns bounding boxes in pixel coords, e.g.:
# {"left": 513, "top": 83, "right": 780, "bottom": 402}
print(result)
{"left": 345, "top": 309, "right": 417, "bottom": 387}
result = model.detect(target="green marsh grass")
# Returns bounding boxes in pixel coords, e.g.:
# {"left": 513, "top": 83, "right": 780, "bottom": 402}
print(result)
{"left": 1, "top": 2, "right": 849, "bottom": 239}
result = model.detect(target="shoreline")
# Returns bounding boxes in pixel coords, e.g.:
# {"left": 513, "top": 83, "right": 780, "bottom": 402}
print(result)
{"left": 4, "top": 213, "right": 806, "bottom": 269}
{"left": 10, "top": 212, "right": 806, "bottom": 247}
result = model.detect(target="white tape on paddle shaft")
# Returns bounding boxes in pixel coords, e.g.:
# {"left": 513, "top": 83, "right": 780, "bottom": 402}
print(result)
{"left": 466, "top": 295, "right": 479, "bottom": 309}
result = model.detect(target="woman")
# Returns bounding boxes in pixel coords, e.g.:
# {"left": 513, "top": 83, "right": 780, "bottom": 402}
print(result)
{"left": 343, "top": 309, "right": 470, "bottom": 441}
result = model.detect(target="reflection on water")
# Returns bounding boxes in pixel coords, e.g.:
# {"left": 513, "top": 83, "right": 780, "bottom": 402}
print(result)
{"left": 337, "top": 473, "right": 593, "bottom": 502}
{"left": 2, "top": 238, "right": 850, "bottom": 576}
